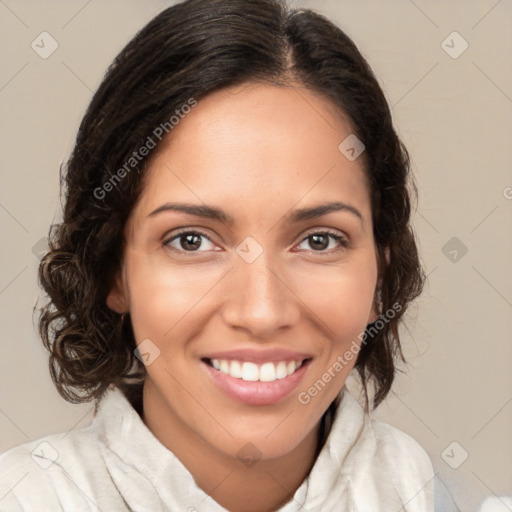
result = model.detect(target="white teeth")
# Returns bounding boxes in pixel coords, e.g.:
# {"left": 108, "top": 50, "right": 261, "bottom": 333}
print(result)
{"left": 230, "top": 360, "right": 242, "bottom": 378}
{"left": 209, "top": 358, "right": 306, "bottom": 381}
{"left": 275, "top": 361, "right": 288, "bottom": 379}
{"left": 259, "top": 362, "right": 276, "bottom": 382}
{"left": 220, "top": 359, "right": 230, "bottom": 374}
{"left": 241, "top": 362, "right": 259, "bottom": 381}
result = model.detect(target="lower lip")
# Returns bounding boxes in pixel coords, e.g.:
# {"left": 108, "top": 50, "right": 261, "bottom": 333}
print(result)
{"left": 202, "top": 360, "right": 311, "bottom": 406}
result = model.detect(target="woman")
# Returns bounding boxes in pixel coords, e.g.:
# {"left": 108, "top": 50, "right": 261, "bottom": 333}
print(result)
{"left": 0, "top": 0, "right": 454, "bottom": 510}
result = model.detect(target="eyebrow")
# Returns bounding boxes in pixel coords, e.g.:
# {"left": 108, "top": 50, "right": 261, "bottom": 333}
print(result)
{"left": 148, "top": 200, "right": 363, "bottom": 225}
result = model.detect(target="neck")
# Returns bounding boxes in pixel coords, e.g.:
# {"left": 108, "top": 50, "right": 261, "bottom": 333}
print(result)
{"left": 141, "top": 381, "right": 325, "bottom": 512}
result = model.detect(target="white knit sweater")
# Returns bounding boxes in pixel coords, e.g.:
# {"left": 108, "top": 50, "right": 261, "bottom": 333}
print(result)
{"left": 0, "top": 386, "right": 438, "bottom": 511}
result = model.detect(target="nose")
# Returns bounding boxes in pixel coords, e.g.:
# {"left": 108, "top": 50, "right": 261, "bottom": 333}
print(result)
{"left": 220, "top": 252, "right": 301, "bottom": 339}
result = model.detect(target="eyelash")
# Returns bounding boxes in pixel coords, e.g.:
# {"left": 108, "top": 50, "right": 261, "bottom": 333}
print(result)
{"left": 163, "top": 228, "right": 349, "bottom": 255}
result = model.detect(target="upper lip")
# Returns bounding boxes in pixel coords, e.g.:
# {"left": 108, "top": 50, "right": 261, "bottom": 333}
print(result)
{"left": 201, "top": 348, "right": 313, "bottom": 364}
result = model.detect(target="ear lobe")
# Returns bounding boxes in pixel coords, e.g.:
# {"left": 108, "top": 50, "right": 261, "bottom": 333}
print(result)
{"left": 106, "top": 272, "right": 128, "bottom": 314}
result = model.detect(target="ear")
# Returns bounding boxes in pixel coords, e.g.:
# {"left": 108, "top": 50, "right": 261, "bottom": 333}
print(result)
{"left": 106, "top": 269, "right": 129, "bottom": 314}
{"left": 367, "top": 246, "right": 390, "bottom": 324}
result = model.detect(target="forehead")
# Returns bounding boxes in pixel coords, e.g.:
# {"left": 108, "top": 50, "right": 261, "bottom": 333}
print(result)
{"left": 134, "top": 82, "right": 371, "bottom": 227}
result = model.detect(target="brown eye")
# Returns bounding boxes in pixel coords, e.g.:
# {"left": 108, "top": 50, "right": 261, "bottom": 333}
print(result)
{"left": 297, "top": 231, "right": 349, "bottom": 253}
{"left": 164, "top": 230, "right": 217, "bottom": 252}
{"left": 308, "top": 233, "right": 330, "bottom": 251}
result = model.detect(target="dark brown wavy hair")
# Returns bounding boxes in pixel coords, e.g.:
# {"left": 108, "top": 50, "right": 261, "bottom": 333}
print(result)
{"left": 37, "top": 0, "right": 425, "bottom": 415}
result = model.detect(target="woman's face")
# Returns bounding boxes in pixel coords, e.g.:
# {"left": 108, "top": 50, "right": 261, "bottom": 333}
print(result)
{"left": 108, "top": 82, "right": 380, "bottom": 462}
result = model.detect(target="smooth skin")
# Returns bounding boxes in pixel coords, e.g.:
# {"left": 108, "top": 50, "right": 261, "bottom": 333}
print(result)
{"left": 107, "top": 81, "right": 383, "bottom": 512}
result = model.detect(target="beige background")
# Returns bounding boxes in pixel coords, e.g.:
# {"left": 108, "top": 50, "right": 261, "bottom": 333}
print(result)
{"left": 0, "top": 1, "right": 511, "bottom": 510}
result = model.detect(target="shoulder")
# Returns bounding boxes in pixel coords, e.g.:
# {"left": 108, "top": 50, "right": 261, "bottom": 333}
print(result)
{"left": 0, "top": 386, "right": 131, "bottom": 482}
{"left": 0, "top": 426, "right": 96, "bottom": 508}
{"left": 0, "top": 415, "right": 100, "bottom": 471}
{"left": 332, "top": 391, "right": 435, "bottom": 509}
{"left": 315, "top": 390, "right": 436, "bottom": 510}
{"left": 369, "top": 417, "right": 434, "bottom": 474}
{"left": 0, "top": 412, "right": 107, "bottom": 511}
{"left": 336, "top": 390, "right": 434, "bottom": 477}
{"left": 0, "top": 387, "right": 138, "bottom": 511}
{"left": 365, "top": 417, "right": 436, "bottom": 509}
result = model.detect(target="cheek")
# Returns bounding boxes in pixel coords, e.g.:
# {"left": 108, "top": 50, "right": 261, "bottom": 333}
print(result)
{"left": 289, "top": 258, "right": 377, "bottom": 337}
{"left": 125, "top": 252, "right": 224, "bottom": 342}
{"left": 125, "top": 247, "right": 377, "bottom": 350}
{"left": 292, "top": 264, "right": 376, "bottom": 417}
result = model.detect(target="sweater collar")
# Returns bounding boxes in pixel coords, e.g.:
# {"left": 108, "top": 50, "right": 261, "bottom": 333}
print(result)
{"left": 93, "top": 384, "right": 365, "bottom": 511}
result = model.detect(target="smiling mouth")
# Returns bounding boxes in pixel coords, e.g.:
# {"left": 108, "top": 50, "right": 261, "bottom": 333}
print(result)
{"left": 202, "top": 357, "right": 312, "bottom": 382}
